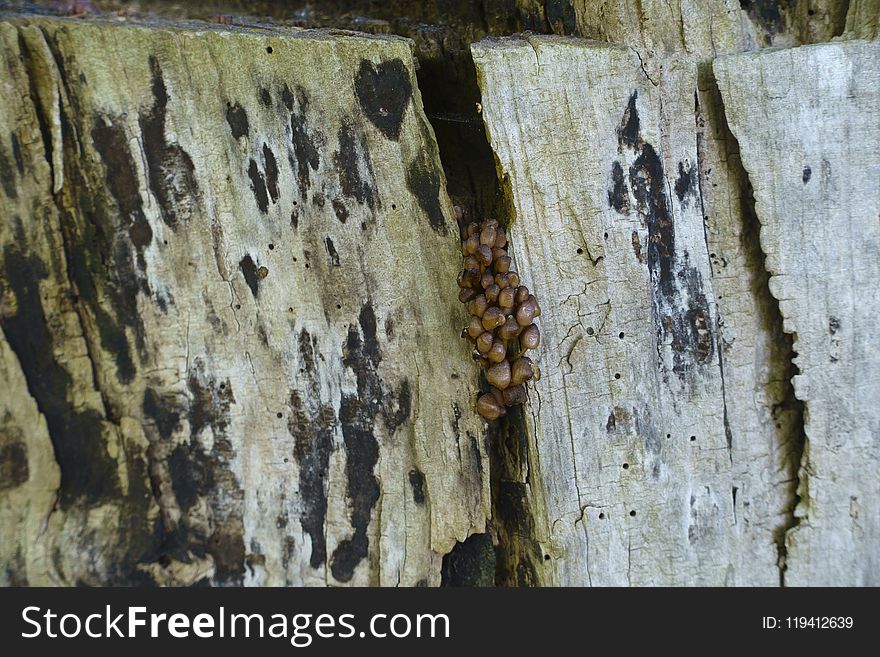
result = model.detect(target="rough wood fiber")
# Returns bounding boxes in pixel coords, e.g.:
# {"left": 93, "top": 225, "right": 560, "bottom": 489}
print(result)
{"left": 0, "top": 16, "right": 490, "bottom": 586}
{"left": 522, "top": 0, "right": 854, "bottom": 51}
{"left": 715, "top": 39, "right": 880, "bottom": 586}
{"left": 473, "top": 35, "right": 804, "bottom": 585}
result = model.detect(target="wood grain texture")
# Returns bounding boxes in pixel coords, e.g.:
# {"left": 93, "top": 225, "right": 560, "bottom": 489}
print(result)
{"left": 715, "top": 39, "right": 880, "bottom": 586}
{"left": 471, "top": 33, "right": 825, "bottom": 585}
{"left": 0, "top": 16, "right": 490, "bottom": 586}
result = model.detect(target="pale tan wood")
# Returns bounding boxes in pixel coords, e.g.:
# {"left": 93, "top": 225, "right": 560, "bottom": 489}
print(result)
{"left": 715, "top": 39, "right": 880, "bottom": 586}
{"left": 0, "top": 16, "right": 490, "bottom": 586}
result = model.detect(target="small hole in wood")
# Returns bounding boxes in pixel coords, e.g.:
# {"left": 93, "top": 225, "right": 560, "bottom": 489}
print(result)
{"left": 586, "top": 327, "right": 595, "bottom": 335}
{"left": 392, "top": 203, "right": 397, "bottom": 210}
{"left": 690, "top": 435, "right": 696, "bottom": 442}
{"left": 622, "top": 463, "right": 629, "bottom": 470}
{"left": 614, "top": 373, "right": 621, "bottom": 380}
{"left": 268, "top": 244, "right": 275, "bottom": 250}
{"left": 666, "top": 433, "right": 672, "bottom": 439}
{"left": 629, "top": 510, "right": 637, "bottom": 517}
{"left": 235, "top": 304, "right": 241, "bottom": 310}
{"left": 288, "top": 307, "right": 293, "bottom": 313}
{"left": 604, "top": 232, "right": 609, "bottom": 239}
{"left": 576, "top": 247, "right": 583, "bottom": 254}
{"left": 276, "top": 412, "right": 283, "bottom": 418}
{"left": 618, "top": 332, "right": 625, "bottom": 339}
{"left": 598, "top": 512, "right": 605, "bottom": 519}
{"left": 336, "top": 304, "right": 341, "bottom": 309}
{"left": 544, "top": 554, "right": 551, "bottom": 561}
{"left": 266, "top": 46, "right": 273, "bottom": 54}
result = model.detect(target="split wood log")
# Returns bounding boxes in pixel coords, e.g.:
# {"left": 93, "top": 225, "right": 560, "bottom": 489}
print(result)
{"left": 0, "top": 15, "right": 490, "bottom": 586}
{"left": 715, "top": 39, "right": 880, "bottom": 586}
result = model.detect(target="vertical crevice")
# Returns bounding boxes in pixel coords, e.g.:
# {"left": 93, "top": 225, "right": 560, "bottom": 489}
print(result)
{"left": 696, "top": 65, "right": 806, "bottom": 587}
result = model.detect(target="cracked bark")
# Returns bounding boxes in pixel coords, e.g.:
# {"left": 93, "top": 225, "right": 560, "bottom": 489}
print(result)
{"left": 0, "top": 14, "right": 490, "bottom": 586}
{"left": 1, "top": 2, "right": 878, "bottom": 587}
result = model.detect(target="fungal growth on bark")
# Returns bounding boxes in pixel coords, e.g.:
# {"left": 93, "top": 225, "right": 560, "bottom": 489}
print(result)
{"left": 456, "top": 210, "right": 541, "bottom": 420}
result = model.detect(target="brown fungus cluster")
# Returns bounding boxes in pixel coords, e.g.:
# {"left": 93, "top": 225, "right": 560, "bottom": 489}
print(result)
{"left": 456, "top": 212, "right": 541, "bottom": 421}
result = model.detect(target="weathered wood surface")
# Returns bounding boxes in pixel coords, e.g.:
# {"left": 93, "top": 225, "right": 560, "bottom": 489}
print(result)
{"left": 0, "top": 15, "right": 490, "bottom": 586}
{"left": 472, "top": 34, "right": 811, "bottom": 585}
{"left": 715, "top": 39, "right": 880, "bottom": 586}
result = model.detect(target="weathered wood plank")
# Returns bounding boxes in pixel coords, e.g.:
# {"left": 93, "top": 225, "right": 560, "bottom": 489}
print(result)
{"left": 0, "top": 16, "right": 489, "bottom": 586}
{"left": 715, "top": 39, "right": 880, "bottom": 586}
{"left": 473, "top": 34, "right": 798, "bottom": 585}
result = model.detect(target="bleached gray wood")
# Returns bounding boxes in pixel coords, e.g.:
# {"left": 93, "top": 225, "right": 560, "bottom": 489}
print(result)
{"left": 715, "top": 39, "right": 880, "bottom": 586}
{"left": 473, "top": 35, "right": 799, "bottom": 585}
{"left": 0, "top": 16, "right": 489, "bottom": 586}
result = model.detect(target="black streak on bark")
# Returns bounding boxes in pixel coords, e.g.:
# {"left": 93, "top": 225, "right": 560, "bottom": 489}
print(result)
{"left": 139, "top": 57, "right": 198, "bottom": 231}
{"left": 408, "top": 469, "right": 426, "bottom": 504}
{"left": 617, "top": 93, "right": 715, "bottom": 379}
{"left": 354, "top": 59, "right": 413, "bottom": 141}
{"left": 406, "top": 155, "right": 448, "bottom": 235}
{"left": 239, "top": 254, "right": 260, "bottom": 297}
{"left": 247, "top": 159, "right": 269, "bottom": 214}
{"left": 262, "top": 143, "right": 280, "bottom": 204}
{"left": 608, "top": 160, "right": 630, "bottom": 213}
{"left": 286, "top": 84, "right": 320, "bottom": 199}
{"left": 331, "top": 304, "right": 411, "bottom": 582}
{"left": 334, "top": 121, "right": 377, "bottom": 212}
{"left": 1, "top": 248, "right": 119, "bottom": 509}
{"left": 225, "top": 102, "right": 249, "bottom": 140}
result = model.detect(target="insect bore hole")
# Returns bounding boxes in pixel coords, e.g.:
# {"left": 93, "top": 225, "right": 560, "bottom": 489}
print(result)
{"left": 266, "top": 46, "right": 273, "bottom": 54}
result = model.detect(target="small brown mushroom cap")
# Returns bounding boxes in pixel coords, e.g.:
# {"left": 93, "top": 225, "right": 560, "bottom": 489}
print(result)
{"left": 467, "top": 315, "right": 484, "bottom": 338}
{"left": 458, "top": 287, "right": 477, "bottom": 303}
{"left": 527, "top": 294, "right": 541, "bottom": 317}
{"left": 495, "top": 272, "right": 510, "bottom": 289}
{"left": 476, "top": 331, "right": 494, "bottom": 354}
{"left": 515, "top": 300, "right": 537, "bottom": 326}
{"left": 480, "top": 272, "right": 496, "bottom": 290}
{"left": 489, "top": 386, "right": 505, "bottom": 406}
{"left": 463, "top": 234, "right": 479, "bottom": 255}
{"left": 484, "top": 284, "right": 501, "bottom": 303}
{"left": 498, "top": 316, "right": 522, "bottom": 341}
{"left": 502, "top": 384, "right": 527, "bottom": 406}
{"left": 515, "top": 285, "right": 529, "bottom": 304}
{"left": 494, "top": 227, "right": 507, "bottom": 249}
{"left": 520, "top": 323, "right": 540, "bottom": 350}
{"left": 467, "top": 294, "right": 489, "bottom": 318}
{"left": 510, "top": 357, "right": 534, "bottom": 386}
{"left": 487, "top": 340, "right": 507, "bottom": 363}
{"left": 495, "top": 254, "right": 511, "bottom": 273}
{"left": 480, "top": 224, "right": 497, "bottom": 247}
{"left": 486, "top": 360, "right": 512, "bottom": 389}
{"left": 476, "top": 394, "right": 505, "bottom": 420}
{"left": 476, "top": 244, "right": 493, "bottom": 267}
{"left": 498, "top": 287, "right": 515, "bottom": 311}
{"left": 481, "top": 306, "right": 504, "bottom": 331}
{"left": 507, "top": 272, "right": 521, "bottom": 289}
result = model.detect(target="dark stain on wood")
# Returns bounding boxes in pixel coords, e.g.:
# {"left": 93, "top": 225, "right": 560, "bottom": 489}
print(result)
{"left": 285, "top": 84, "right": 320, "bottom": 198}
{"left": 331, "top": 198, "right": 349, "bottom": 224}
{"left": 331, "top": 303, "right": 411, "bottom": 581}
{"left": 1, "top": 247, "right": 119, "bottom": 509}
{"left": 354, "top": 58, "right": 412, "bottom": 141}
{"left": 608, "top": 160, "right": 630, "bottom": 213}
{"left": 802, "top": 165, "right": 811, "bottom": 183}
{"left": 289, "top": 389, "right": 335, "bottom": 569}
{"left": 139, "top": 56, "right": 198, "bottom": 231}
{"left": 406, "top": 154, "right": 448, "bottom": 235}
{"left": 91, "top": 118, "right": 153, "bottom": 275}
{"left": 187, "top": 359, "right": 234, "bottom": 438}
{"left": 333, "top": 121, "right": 377, "bottom": 212}
{"left": 262, "top": 143, "right": 280, "bottom": 204}
{"left": 225, "top": 102, "right": 249, "bottom": 140}
{"left": 247, "top": 158, "right": 269, "bottom": 214}
{"left": 408, "top": 468, "right": 426, "bottom": 504}
{"left": 324, "top": 236, "right": 340, "bottom": 267}
{"left": 0, "top": 141, "right": 17, "bottom": 199}
{"left": 674, "top": 159, "right": 697, "bottom": 206}
{"left": 0, "top": 435, "right": 29, "bottom": 490}
{"left": 440, "top": 533, "right": 495, "bottom": 587}
{"left": 617, "top": 94, "right": 715, "bottom": 379}
{"left": 617, "top": 91, "right": 640, "bottom": 150}
{"left": 239, "top": 254, "right": 260, "bottom": 297}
